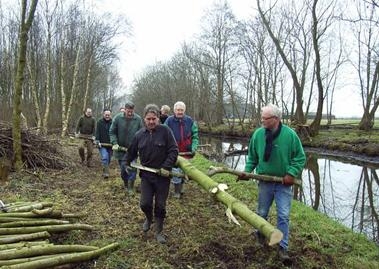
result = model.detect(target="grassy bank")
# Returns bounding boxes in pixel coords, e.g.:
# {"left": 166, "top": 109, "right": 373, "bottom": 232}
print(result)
{"left": 2, "top": 147, "right": 378, "bottom": 268}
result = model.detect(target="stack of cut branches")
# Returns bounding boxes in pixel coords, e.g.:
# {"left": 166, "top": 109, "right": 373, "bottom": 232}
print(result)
{"left": 0, "top": 200, "right": 119, "bottom": 268}
{"left": 0, "top": 121, "right": 70, "bottom": 170}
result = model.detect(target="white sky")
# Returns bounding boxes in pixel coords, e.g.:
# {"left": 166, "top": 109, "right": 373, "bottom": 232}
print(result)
{"left": 93, "top": 0, "right": 255, "bottom": 89}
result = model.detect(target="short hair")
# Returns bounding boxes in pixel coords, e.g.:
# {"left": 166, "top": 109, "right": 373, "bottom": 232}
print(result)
{"left": 125, "top": 101, "right": 135, "bottom": 109}
{"left": 143, "top": 104, "right": 160, "bottom": 117}
{"left": 174, "top": 101, "right": 186, "bottom": 111}
{"left": 161, "top": 105, "right": 170, "bottom": 113}
{"left": 262, "top": 104, "right": 282, "bottom": 119}
{"left": 103, "top": 108, "right": 111, "bottom": 112}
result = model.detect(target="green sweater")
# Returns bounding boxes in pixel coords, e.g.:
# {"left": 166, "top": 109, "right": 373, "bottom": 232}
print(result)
{"left": 109, "top": 113, "right": 143, "bottom": 160}
{"left": 244, "top": 124, "right": 306, "bottom": 178}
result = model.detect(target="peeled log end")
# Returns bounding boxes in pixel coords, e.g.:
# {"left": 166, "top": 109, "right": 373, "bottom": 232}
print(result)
{"left": 267, "top": 229, "right": 283, "bottom": 246}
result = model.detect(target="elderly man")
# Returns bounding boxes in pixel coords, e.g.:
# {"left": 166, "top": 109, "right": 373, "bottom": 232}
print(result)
{"left": 239, "top": 104, "right": 306, "bottom": 263}
{"left": 164, "top": 101, "right": 199, "bottom": 198}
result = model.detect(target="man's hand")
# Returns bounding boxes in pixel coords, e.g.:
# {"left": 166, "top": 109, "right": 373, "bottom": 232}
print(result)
{"left": 75, "top": 133, "right": 79, "bottom": 138}
{"left": 191, "top": 151, "right": 196, "bottom": 157}
{"left": 95, "top": 140, "right": 101, "bottom": 148}
{"left": 237, "top": 172, "right": 250, "bottom": 181}
{"left": 112, "top": 144, "right": 120, "bottom": 151}
{"left": 92, "top": 136, "right": 96, "bottom": 141}
{"left": 282, "top": 174, "right": 295, "bottom": 186}
{"left": 158, "top": 168, "right": 171, "bottom": 177}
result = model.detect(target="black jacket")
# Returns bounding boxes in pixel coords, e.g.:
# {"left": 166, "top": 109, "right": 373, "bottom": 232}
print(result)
{"left": 95, "top": 118, "right": 112, "bottom": 143}
{"left": 127, "top": 125, "right": 178, "bottom": 172}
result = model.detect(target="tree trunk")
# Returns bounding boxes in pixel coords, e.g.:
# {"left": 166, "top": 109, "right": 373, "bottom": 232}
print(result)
{"left": 12, "top": 0, "right": 39, "bottom": 171}
{"left": 176, "top": 156, "right": 283, "bottom": 246}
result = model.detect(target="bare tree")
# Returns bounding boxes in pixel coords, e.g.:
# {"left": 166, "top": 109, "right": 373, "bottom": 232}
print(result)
{"left": 12, "top": 0, "right": 38, "bottom": 170}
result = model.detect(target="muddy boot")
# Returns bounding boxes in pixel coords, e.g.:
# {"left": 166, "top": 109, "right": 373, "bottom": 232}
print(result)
{"left": 103, "top": 165, "right": 109, "bottom": 179}
{"left": 79, "top": 148, "right": 85, "bottom": 164}
{"left": 173, "top": 183, "right": 181, "bottom": 199}
{"left": 143, "top": 213, "right": 152, "bottom": 232}
{"left": 127, "top": 180, "right": 135, "bottom": 196}
{"left": 155, "top": 217, "right": 166, "bottom": 244}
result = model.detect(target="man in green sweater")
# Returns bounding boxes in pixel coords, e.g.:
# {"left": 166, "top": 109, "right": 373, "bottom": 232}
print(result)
{"left": 109, "top": 101, "right": 143, "bottom": 194}
{"left": 239, "top": 104, "right": 306, "bottom": 263}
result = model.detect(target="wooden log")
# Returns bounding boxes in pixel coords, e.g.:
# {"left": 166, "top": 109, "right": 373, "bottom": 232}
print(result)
{"left": 0, "top": 254, "right": 58, "bottom": 266}
{"left": 1, "top": 242, "right": 119, "bottom": 269}
{"left": 6, "top": 202, "right": 54, "bottom": 213}
{"left": 207, "top": 166, "right": 302, "bottom": 186}
{"left": 0, "top": 219, "right": 70, "bottom": 228}
{"left": 0, "top": 224, "right": 94, "bottom": 235}
{"left": 176, "top": 156, "right": 283, "bottom": 246}
{"left": 0, "top": 244, "right": 98, "bottom": 260}
{"left": 0, "top": 231, "right": 50, "bottom": 244}
{"left": 0, "top": 240, "right": 50, "bottom": 251}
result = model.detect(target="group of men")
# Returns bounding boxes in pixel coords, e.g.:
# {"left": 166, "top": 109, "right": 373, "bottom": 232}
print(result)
{"left": 75, "top": 102, "right": 306, "bottom": 263}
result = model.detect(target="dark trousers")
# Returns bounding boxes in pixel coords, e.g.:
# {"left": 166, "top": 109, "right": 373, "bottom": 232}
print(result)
{"left": 140, "top": 175, "right": 170, "bottom": 219}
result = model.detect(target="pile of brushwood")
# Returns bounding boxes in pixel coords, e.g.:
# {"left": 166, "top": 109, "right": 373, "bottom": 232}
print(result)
{"left": 0, "top": 121, "right": 71, "bottom": 170}
{"left": 0, "top": 201, "right": 119, "bottom": 268}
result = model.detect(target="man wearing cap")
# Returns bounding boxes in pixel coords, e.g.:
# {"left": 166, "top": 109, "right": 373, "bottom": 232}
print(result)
{"left": 109, "top": 101, "right": 143, "bottom": 194}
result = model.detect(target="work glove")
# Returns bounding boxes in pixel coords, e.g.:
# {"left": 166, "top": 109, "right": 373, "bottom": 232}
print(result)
{"left": 282, "top": 174, "right": 295, "bottom": 186}
{"left": 75, "top": 133, "right": 79, "bottom": 138}
{"left": 236, "top": 172, "right": 250, "bottom": 181}
{"left": 94, "top": 140, "right": 101, "bottom": 148}
{"left": 92, "top": 136, "right": 96, "bottom": 141}
{"left": 112, "top": 144, "right": 120, "bottom": 151}
{"left": 158, "top": 168, "right": 171, "bottom": 177}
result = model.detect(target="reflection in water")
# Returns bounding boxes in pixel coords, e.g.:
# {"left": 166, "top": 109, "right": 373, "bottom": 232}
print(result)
{"left": 199, "top": 135, "right": 379, "bottom": 244}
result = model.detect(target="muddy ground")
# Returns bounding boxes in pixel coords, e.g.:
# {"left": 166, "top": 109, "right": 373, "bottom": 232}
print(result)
{"left": 2, "top": 140, "right": 369, "bottom": 269}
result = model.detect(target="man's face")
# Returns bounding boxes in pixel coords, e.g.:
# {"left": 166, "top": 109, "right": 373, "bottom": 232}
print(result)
{"left": 85, "top": 109, "right": 92, "bottom": 117}
{"left": 125, "top": 108, "right": 134, "bottom": 118}
{"left": 144, "top": 112, "right": 159, "bottom": 130}
{"left": 103, "top": 110, "right": 111, "bottom": 120}
{"left": 174, "top": 107, "right": 185, "bottom": 118}
{"left": 261, "top": 109, "right": 279, "bottom": 129}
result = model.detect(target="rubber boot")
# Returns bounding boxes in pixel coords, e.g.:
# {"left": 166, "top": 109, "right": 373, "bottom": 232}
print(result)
{"left": 103, "top": 165, "right": 109, "bottom": 179}
{"left": 127, "top": 180, "right": 135, "bottom": 196}
{"left": 79, "top": 148, "right": 85, "bottom": 164}
{"left": 143, "top": 213, "right": 152, "bottom": 232}
{"left": 155, "top": 217, "right": 166, "bottom": 244}
{"left": 173, "top": 183, "right": 181, "bottom": 199}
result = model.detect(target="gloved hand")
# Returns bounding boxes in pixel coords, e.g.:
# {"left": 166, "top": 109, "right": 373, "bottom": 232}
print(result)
{"left": 94, "top": 141, "right": 101, "bottom": 148}
{"left": 282, "top": 174, "right": 295, "bottom": 186}
{"left": 92, "top": 136, "right": 96, "bottom": 141}
{"left": 158, "top": 168, "right": 170, "bottom": 177}
{"left": 75, "top": 133, "right": 79, "bottom": 138}
{"left": 237, "top": 172, "right": 250, "bottom": 181}
{"left": 112, "top": 144, "right": 120, "bottom": 151}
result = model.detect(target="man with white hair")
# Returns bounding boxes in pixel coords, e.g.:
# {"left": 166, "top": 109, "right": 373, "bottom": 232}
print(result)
{"left": 238, "top": 103, "right": 306, "bottom": 263}
{"left": 164, "top": 101, "right": 199, "bottom": 198}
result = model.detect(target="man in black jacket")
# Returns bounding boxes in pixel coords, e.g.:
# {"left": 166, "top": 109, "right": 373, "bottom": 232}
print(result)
{"left": 95, "top": 108, "right": 113, "bottom": 178}
{"left": 126, "top": 104, "right": 178, "bottom": 244}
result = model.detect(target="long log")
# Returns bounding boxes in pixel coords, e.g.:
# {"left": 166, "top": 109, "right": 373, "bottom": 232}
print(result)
{"left": 176, "top": 156, "right": 283, "bottom": 246}
{"left": 0, "top": 254, "right": 59, "bottom": 266}
{"left": 0, "top": 219, "right": 70, "bottom": 228}
{"left": 0, "top": 231, "right": 50, "bottom": 244}
{"left": 6, "top": 202, "right": 54, "bottom": 213}
{"left": 0, "top": 240, "right": 50, "bottom": 251}
{"left": 0, "top": 224, "right": 94, "bottom": 235}
{"left": 0, "top": 244, "right": 98, "bottom": 260}
{"left": 207, "top": 166, "right": 302, "bottom": 186}
{"left": 1, "top": 242, "right": 120, "bottom": 269}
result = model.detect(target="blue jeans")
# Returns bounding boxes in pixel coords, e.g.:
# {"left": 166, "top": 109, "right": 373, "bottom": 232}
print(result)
{"left": 257, "top": 181, "right": 292, "bottom": 250}
{"left": 118, "top": 157, "right": 137, "bottom": 186}
{"left": 99, "top": 147, "right": 112, "bottom": 165}
{"left": 171, "top": 167, "right": 183, "bottom": 184}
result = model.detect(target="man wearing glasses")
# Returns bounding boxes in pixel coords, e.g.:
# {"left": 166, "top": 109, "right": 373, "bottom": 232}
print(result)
{"left": 238, "top": 104, "right": 306, "bottom": 264}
